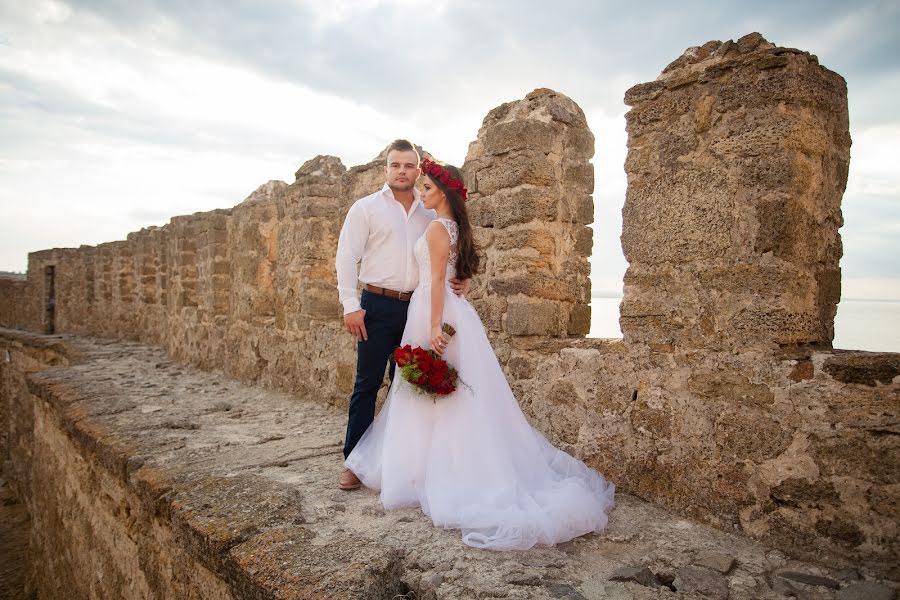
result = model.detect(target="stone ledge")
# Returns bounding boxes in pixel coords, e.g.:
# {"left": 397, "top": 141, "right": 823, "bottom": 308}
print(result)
{"left": 822, "top": 351, "right": 900, "bottom": 386}
{"left": 0, "top": 328, "right": 73, "bottom": 366}
{"left": 3, "top": 330, "right": 897, "bottom": 599}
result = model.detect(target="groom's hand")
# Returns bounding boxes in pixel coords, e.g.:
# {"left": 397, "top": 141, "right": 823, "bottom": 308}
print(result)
{"left": 344, "top": 309, "right": 367, "bottom": 341}
{"left": 449, "top": 277, "right": 470, "bottom": 297}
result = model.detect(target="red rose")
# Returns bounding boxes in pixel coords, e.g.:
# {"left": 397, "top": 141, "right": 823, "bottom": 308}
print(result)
{"left": 436, "top": 382, "right": 455, "bottom": 395}
{"left": 394, "top": 344, "right": 413, "bottom": 366}
{"left": 395, "top": 344, "right": 460, "bottom": 398}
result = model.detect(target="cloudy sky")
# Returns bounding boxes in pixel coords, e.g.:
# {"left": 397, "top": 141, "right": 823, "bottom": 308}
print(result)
{"left": 1, "top": 0, "right": 898, "bottom": 303}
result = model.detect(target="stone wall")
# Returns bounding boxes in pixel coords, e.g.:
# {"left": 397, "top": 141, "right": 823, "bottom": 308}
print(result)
{"left": 1, "top": 34, "right": 897, "bottom": 576}
{"left": 509, "top": 337, "right": 898, "bottom": 577}
{"left": 464, "top": 88, "right": 595, "bottom": 337}
{"left": 0, "top": 275, "right": 30, "bottom": 331}
{"left": 620, "top": 33, "right": 849, "bottom": 350}
{"left": 0, "top": 331, "right": 409, "bottom": 599}
{"left": 7, "top": 89, "right": 594, "bottom": 408}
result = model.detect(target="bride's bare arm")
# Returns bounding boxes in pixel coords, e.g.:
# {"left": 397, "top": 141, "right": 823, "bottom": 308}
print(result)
{"left": 426, "top": 222, "right": 451, "bottom": 355}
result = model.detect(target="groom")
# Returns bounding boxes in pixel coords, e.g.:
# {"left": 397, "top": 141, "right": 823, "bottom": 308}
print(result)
{"left": 335, "top": 139, "right": 468, "bottom": 490}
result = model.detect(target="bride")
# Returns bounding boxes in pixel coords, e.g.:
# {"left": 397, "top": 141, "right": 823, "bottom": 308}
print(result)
{"left": 344, "top": 159, "right": 615, "bottom": 551}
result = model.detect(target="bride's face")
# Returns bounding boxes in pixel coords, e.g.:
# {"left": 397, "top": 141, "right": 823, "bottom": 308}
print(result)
{"left": 421, "top": 176, "right": 447, "bottom": 211}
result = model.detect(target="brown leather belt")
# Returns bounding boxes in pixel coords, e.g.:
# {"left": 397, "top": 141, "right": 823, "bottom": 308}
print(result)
{"left": 365, "top": 284, "right": 413, "bottom": 301}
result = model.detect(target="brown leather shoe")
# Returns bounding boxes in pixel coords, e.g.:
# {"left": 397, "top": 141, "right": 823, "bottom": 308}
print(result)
{"left": 338, "top": 468, "right": 361, "bottom": 491}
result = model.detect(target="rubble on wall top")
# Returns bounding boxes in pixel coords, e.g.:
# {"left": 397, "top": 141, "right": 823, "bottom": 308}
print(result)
{"left": 239, "top": 180, "right": 289, "bottom": 207}
{"left": 480, "top": 87, "right": 587, "bottom": 129}
{"left": 293, "top": 155, "right": 346, "bottom": 182}
{"left": 623, "top": 32, "right": 838, "bottom": 106}
{"left": 656, "top": 32, "right": 822, "bottom": 81}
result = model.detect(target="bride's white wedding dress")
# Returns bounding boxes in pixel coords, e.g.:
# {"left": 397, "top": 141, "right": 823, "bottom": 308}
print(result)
{"left": 345, "top": 217, "right": 615, "bottom": 550}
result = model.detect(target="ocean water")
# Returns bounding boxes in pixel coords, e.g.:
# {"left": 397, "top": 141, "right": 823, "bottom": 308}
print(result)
{"left": 833, "top": 300, "right": 900, "bottom": 352}
{"left": 587, "top": 298, "right": 626, "bottom": 339}
{"left": 588, "top": 297, "right": 900, "bottom": 353}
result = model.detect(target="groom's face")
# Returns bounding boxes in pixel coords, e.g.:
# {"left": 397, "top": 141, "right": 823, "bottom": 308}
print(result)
{"left": 385, "top": 150, "right": 420, "bottom": 193}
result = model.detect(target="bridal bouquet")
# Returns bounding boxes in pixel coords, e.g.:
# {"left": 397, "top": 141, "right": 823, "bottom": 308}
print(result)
{"left": 394, "top": 324, "right": 459, "bottom": 398}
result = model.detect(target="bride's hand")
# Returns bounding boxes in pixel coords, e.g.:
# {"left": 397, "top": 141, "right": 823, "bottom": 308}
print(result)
{"left": 449, "top": 277, "right": 470, "bottom": 297}
{"left": 430, "top": 326, "right": 447, "bottom": 356}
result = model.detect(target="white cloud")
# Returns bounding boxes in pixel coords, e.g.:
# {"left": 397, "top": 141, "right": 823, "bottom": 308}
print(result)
{"left": 0, "top": 16, "right": 402, "bottom": 158}
{"left": 846, "top": 123, "right": 900, "bottom": 197}
{"left": 790, "top": 6, "right": 871, "bottom": 54}
{"left": 1, "top": 0, "right": 898, "bottom": 314}
{"left": 33, "top": 0, "right": 73, "bottom": 24}
{"left": 301, "top": 0, "right": 450, "bottom": 29}
{"left": 843, "top": 277, "right": 900, "bottom": 300}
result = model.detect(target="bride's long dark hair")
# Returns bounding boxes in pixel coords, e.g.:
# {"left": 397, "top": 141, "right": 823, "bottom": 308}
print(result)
{"left": 427, "top": 163, "right": 479, "bottom": 280}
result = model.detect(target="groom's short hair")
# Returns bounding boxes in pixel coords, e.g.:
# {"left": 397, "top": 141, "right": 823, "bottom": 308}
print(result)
{"left": 386, "top": 139, "right": 419, "bottom": 163}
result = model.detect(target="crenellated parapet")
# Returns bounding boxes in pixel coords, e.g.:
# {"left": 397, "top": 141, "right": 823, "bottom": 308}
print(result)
{"left": 621, "top": 32, "right": 850, "bottom": 350}
{"left": 0, "top": 34, "right": 896, "bottom": 577}
{"left": 464, "top": 88, "right": 595, "bottom": 338}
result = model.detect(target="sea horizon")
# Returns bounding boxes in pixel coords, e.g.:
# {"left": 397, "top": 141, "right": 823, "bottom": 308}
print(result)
{"left": 589, "top": 296, "right": 900, "bottom": 353}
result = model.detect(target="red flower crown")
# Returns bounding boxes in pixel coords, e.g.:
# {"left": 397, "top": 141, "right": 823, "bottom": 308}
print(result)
{"left": 420, "top": 158, "right": 468, "bottom": 201}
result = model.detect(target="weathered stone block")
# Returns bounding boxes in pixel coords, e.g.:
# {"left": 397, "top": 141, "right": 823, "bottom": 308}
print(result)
{"left": 484, "top": 186, "right": 560, "bottom": 228}
{"left": 492, "top": 251, "right": 554, "bottom": 275}
{"left": 822, "top": 352, "right": 900, "bottom": 386}
{"left": 563, "top": 127, "right": 595, "bottom": 159}
{"left": 287, "top": 196, "right": 344, "bottom": 219}
{"left": 688, "top": 371, "right": 774, "bottom": 407}
{"left": 471, "top": 297, "right": 506, "bottom": 332}
{"left": 466, "top": 196, "right": 494, "bottom": 227}
{"left": 573, "top": 226, "right": 592, "bottom": 256}
{"left": 475, "top": 152, "right": 556, "bottom": 195}
{"left": 493, "top": 227, "right": 557, "bottom": 254}
{"left": 301, "top": 285, "right": 341, "bottom": 319}
{"left": 566, "top": 303, "right": 591, "bottom": 336}
{"left": 482, "top": 120, "right": 559, "bottom": 155}
{"left": 490, "top": 273, "right": 580, "bottom": 303}
{"left": 622, "top": 171, "right": 734, "bottom": 265}
{"left": 770, "top": 478, "right": 839, "bottom": 508}
{"left": 562, "top": 161, "right": 594, "bottom": 195}
{"left": 557, "top": 194, "right": 594, "bottom": 225}
{"left": 505, "top": 298, "right": 564, "bottom": 336}
{"left": 211, "top": 261, "right": 231, "bottom": 276}
{"left": 728, "top": 306, "right": 824, "bottom": 346}
{"left": 809, "top": 434, "right": 897, "bottom": 485}
{"left": 526, "top": 87, "right": 589, "bottom": 127}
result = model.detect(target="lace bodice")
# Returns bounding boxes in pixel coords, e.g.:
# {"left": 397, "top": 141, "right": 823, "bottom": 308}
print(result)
{"left": 414, "top": 218, "right": 458, "bottom": 288}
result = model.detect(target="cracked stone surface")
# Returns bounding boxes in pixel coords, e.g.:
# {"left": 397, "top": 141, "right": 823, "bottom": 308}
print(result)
{"left": 2, "top": 330, "right": 898, "bottom": 599}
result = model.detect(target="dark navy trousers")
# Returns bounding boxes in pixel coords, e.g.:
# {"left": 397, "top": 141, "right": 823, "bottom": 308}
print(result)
{"left": 343, "top": 289, "right": 410, "bottom": 459}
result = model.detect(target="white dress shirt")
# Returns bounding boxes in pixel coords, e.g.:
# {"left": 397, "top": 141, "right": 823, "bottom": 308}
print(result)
{"left": 336, "top": 183, "right": 435, "bottom": 314}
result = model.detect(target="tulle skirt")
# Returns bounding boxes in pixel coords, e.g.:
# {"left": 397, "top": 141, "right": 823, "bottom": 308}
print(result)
{"left": 344, "top": 284, "right": 615, "bottom": 550}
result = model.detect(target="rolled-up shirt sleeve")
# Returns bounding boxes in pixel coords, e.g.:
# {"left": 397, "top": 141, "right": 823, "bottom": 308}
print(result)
{"left": 336, "top": 202, "right": 367, "bottom": 314}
